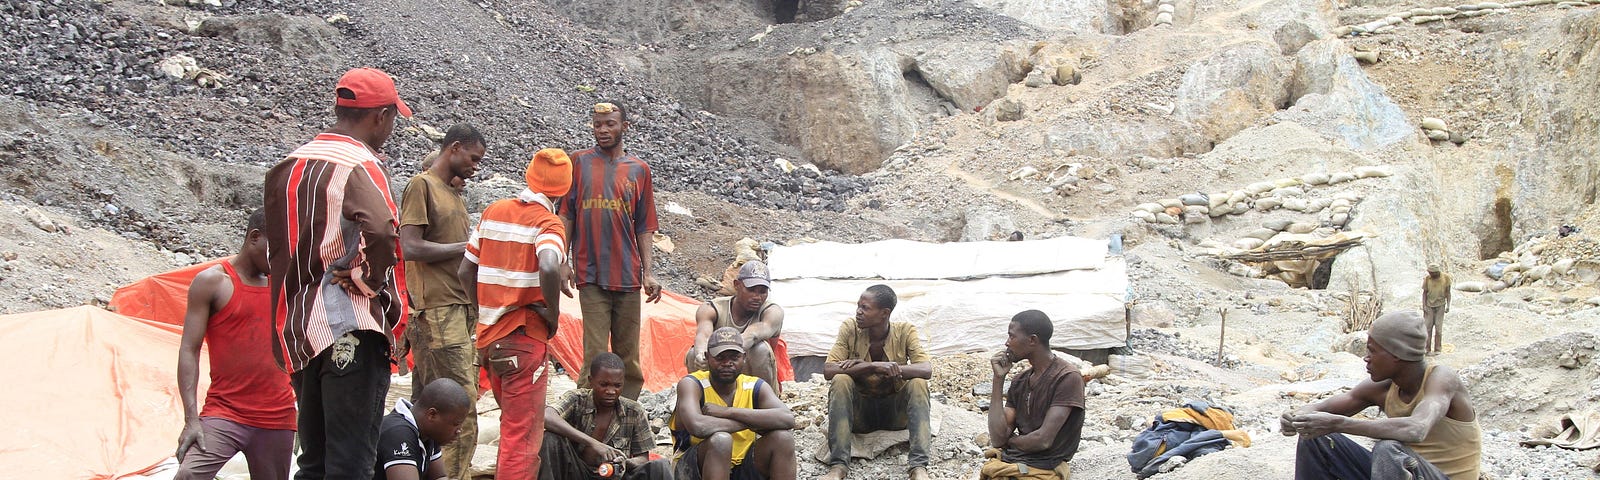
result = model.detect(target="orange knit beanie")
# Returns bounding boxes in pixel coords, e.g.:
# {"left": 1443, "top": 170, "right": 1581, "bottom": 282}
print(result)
{"left": 525, "top": 148, "right": 572, "bottom": 197}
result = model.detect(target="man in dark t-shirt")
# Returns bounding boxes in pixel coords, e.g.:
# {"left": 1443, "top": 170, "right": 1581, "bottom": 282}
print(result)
{"left": 982, "top": 310, "right": 1085, "bottom": 479}
{"left": 374, "top": 379, "right": 472, "bottom": 480}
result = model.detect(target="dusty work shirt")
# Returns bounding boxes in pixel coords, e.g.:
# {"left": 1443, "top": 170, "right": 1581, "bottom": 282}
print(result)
{"left": 399, "top": 171, "right": 470, "bottom": 309}
{"left": 264, "top": 133, "right": 404, "bottom": 372}
{"left": 1423, "top": 273, "right": 1452, "bottom": 308}
{"left": 550, "top": 388, "right": 655, "bottom": 458}
{"left": 826, "top": 320, "right": 930, "bottom": 395}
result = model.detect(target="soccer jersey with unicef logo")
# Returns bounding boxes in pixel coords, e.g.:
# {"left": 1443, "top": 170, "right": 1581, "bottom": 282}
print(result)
{"left": 374, "top": 398, "right": 443, "bottom": 480}
{"left": 669, "top": 371, "right": 764, "bottom": 465}
{"left": 559, "top": 148, "right": 658, "bottom": 292}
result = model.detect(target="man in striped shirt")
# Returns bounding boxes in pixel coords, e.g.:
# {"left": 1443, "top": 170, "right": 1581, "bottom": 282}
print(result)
{"left": 262, "top": 67, "right": 411, "bottom": 479}
{"left": 459, "top": 148, "right": 572, "bottom": 479}
{"left": 561, "top": 100, "right": 661, "bottom": 400}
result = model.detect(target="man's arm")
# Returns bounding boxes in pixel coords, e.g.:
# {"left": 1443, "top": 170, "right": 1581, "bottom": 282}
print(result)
{"left": 1292, "top": 370, "right": 1461, "bottom": 443}
{"left": 689, "top": 304, "right": 717, "bottom": 368}
{"left": 636, "top": 230, "right": 660, "bottom": 303}
{"left": 899, "top": 324, "right": 933, "bottom": 379}
{"left": 424, "top": 457, "right": 447, "bottom": 480}
{"left": 457, "top": 257, "right": 478, "bottom": 306}
{"left": 1281, "top": 378, "right": 1387, "bottom": 436}
{"left": 704, "top": 379, "right": 795, "bottom": 433}
{"left": 399, "top": 225, "right": 465, "bottom": 264}
{"left": 343, "top": 167, "right": 401, "bottom": 290}
{"left": 543, "top": 405, "right": 622, "bottom": 463}
{"left": 175, "top": 266, "right": 224, "bottom": 460}
{"left": 1004, "top": 405, "right": 1075, "bottom": 452}
{"left": 533, "top": 243, "right": 564, "bottom": 337}
{"left": 383, "top": 465, "right": 422, "bottom": 480}
{"left": 673, "top": 377, "right": 748, "bottom": 438}
{"left": 740, "top": 304, "right": 784, "bottom": 349}
{"left": 986, "top": 351, "right": 1014, "bottom": 448}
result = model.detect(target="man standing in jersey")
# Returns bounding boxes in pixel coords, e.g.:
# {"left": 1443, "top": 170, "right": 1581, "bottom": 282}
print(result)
{"left": 562, "top": 100, "right": 661, "bottom": 400}
{"left": 461, "top": 149, "right": 572, "bottom": 479}
{"left": 175, "top": 209, "right": 296, "bottom": 480}
{"left": 263, "top": 67, "right": 410, "bottom": 478}
{"left": 399, "top": 124, "right": 485, "bottom": 477}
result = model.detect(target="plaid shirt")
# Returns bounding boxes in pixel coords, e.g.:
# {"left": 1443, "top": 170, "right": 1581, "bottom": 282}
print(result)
{"left": 551, "top": 388, "right": 654, "bottom": 457}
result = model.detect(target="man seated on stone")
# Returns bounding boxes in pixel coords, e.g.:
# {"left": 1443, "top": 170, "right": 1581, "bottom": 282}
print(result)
{"left": 1282, "top": 310, "right": 1482, "bottom": 480}
{"left": 981, "top": 310, "right": 1085, "bottom": 480}
{"left": 686, "top": 260, "right": 785, "bottom": 392}
{"left": 374, "top": 378, "right": 472, "bottom": 480}
{"left": 670, "top": 327, "right": 797, "bottom": 480}
{"left": 541, "top": 352, "right": 670, "bottom": 479}
{"left": 817, "top": 285, "right": 932, "bottom": 480}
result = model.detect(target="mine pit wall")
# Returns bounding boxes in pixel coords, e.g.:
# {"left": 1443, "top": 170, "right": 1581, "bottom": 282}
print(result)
{"left": 1333, "top": 11, "right": 1599, "bottom": 308}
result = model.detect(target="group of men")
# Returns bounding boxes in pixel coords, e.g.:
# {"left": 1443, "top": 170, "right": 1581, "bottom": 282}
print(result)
{"left": 172, "top": 66, "right": 669, "bottom": 480}
{"left": 169, "top": 66, "right": 1484, "bottom": 480}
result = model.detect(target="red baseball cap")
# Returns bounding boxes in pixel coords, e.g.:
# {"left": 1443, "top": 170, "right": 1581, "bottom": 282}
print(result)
{"left": 334, "top": 67, "right": 413, "bottom": 118}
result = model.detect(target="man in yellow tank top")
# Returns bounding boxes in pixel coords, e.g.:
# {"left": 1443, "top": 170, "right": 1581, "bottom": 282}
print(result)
{"left": 670, "top": 327, "right": 796, "bottom": 480}
{"left": 1281, "top": 310, "right": 1482, "bottom": 480}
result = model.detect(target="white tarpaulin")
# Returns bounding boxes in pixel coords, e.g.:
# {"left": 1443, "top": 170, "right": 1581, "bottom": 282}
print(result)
{"left": 768, "top": 237, "right": 1128, "bottom": 357}
{"left": 766, "top": 236, "right": 1109, "bottom": 280}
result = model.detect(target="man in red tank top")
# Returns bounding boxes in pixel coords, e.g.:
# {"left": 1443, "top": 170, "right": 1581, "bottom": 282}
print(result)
{"left": 175, "top": 209, "right": 297, "bottom": 480}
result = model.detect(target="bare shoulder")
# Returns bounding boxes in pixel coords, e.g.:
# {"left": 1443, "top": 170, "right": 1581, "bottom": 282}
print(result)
{"left": 190, "top": 264, "right": 228, "bottom": 289}
{"left": 1426, "top": 364, "right": 1467, "bottom": 393}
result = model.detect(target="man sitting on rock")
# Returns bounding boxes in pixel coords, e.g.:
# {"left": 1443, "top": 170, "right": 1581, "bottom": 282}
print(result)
{"left": 1282, "top": 310, "right": 1482, "bottom": 480}
{"left": 982, "top": 310, "right": 1085, "bottom": 480}
{"left": 670, "top": 327, "right": 796, "bottom": 480}
{"left": 686, "top": 260, "right": 785, "bottom": 392}
{"left": 541, "top": 352, "right": 671, "bottom": 479}
{"left": 817, "top": 285, "right": 933, "bottom": 480}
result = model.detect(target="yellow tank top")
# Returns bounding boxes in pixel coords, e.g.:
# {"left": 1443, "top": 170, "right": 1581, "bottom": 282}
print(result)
{"left": 669, "top": 371, "right": 762, "bottom": 465}
{"left": 1383, "top": 365, "right": 1482, "bottom": 480}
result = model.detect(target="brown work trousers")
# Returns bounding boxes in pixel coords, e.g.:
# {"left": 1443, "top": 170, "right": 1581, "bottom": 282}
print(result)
{"left": 407, "top": 304, "right": 479, "bottom": 479}
{"left": 577, "top": 285, "right": 645, "bottom": 399}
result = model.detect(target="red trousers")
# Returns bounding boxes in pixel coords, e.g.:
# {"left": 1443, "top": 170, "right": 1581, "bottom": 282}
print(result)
{"left": 481, "top": 329, "right": 549, "bottom": 480}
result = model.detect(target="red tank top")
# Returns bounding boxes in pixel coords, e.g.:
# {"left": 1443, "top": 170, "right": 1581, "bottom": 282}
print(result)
{"left": 200, "top": 261, "right": 297, "bottom": 430}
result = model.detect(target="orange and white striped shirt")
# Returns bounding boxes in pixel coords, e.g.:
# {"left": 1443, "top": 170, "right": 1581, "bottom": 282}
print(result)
{"left": 466, "top": 190, "right": 567, "bottom": 348}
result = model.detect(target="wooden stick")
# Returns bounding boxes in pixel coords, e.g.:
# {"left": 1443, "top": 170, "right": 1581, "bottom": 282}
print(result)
{"left": 1124, "top": 302, "right": 1133, "bottom": 350}
{"left": 1217, "top": 307, "right": 1228, "bottom": 365}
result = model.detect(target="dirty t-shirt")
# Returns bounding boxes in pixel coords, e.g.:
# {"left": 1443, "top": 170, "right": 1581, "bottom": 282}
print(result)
{"left": 1423, "top": 273, "right": 1452, "bottom": 308}
{"left": 1002, "top": 358, "right": 1086, "bottom": 470}
{"left": 400, "top": 171, "right": 470, "bottom": 309}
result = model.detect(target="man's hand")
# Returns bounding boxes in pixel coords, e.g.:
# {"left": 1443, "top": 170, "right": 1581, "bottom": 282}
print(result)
{"left": 702, "top": 403, "right": 728, "bottom": 418}
{"left": 1280, "top": 411, "right": 1299, "bottom": 436}
{"left": 878, "top": 362, "right": 902, "bottom": 379}
{"left": 643, "top": 274, "right": 662, "bottom": 303}
{"left": 329, "top": 268, "right": 358, "bottom": 292}
{"left": 561, "top": 262, "right": 576, "bottom": 298}
{"left": 531, "top": 304, "right": 559, "bottom": 339}
{"left": 584, "top": 439, "right": 625, "bottom": 466}
{"left": 837, "top": 359, "right": 861, "bottom": 371}
{"left": 689, "top": 348, "right": 707, "bottom": 371}
{"left": 991, "top": 350, "right": 1014, "bottom": 379}
{"left": 563, "top": 262, "right": 577, "bottom": 298}
{"left": 176, "top": 419, "right": 205, "bottom": 461}
{"left": 1287, "top": 411, "right": 1346, "bottom": 438}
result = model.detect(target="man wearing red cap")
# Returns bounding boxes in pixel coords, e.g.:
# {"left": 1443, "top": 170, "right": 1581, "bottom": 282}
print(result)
{"left": 398, "top": 124, "right": 485, "bottom": 478}
{"left": 561, "top": 100, "right": 661, "bottom": 400}
{"left": 263, "top": 67, "right": 412, "bottom": 478}
{"left": 459, "top": 148, "right": 573, "bottom": 479}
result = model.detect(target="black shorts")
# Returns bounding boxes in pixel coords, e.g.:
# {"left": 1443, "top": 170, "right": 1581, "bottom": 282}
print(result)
{"left": 674, "top": 443, "right": 764, "bottom": 480}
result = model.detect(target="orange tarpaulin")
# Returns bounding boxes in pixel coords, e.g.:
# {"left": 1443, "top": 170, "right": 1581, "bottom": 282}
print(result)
{"left": 0, "top": 306, "right": 209, "bottom": 479}
{"left": 112, "top": 262, "right": 792, "bottom": 393}
{"left": 109, "top": 258, "right": 227, "bottom": 326}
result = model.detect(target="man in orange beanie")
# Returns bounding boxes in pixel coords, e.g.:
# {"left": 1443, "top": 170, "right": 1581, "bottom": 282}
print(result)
{"left": 458, "top": 148, "right": 573, "bottom": 478}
